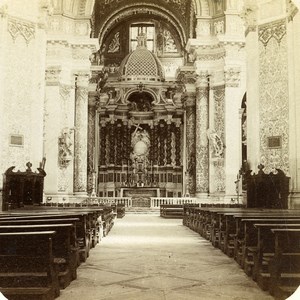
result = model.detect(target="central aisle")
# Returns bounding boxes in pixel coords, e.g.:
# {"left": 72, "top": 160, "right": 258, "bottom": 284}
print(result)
{"left": 59, "top": 214, "right": 274, "bottom": 300}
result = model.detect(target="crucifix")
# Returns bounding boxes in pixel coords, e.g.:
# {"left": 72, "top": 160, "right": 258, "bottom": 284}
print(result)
{"left": 132, "top": 122, "right": 143, "bottom": 136}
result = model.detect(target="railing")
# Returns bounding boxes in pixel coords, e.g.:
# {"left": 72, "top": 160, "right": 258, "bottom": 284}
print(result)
{"left": 150, "top": 197, "right": 223, "bottom": 208}
{"left": 86, "top": 197, "right": 132, "bottom": 207}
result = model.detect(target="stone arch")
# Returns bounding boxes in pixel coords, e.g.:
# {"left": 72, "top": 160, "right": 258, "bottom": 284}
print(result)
{"left": 124, "top": 88, "right": 159, "bottom": 105}
{"left": 55, "top": 0, "right": 94, "bottom": 17}
{"left": 98, "top": 4, "right": 187, "bottom": 50}
{"left": 73, "top": 0, "right": 95, "bottom": 16}
{"left": 194, "top": 0, "right": 211, "bottom": 17}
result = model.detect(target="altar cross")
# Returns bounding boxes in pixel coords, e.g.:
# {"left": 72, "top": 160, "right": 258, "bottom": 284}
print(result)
{"left": 132, "top": 123, "right": 143, "bottom": 136}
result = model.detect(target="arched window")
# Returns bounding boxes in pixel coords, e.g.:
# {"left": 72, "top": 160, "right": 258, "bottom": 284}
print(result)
{"left": 130, "top": 23, "right": 155, "bottom": 52}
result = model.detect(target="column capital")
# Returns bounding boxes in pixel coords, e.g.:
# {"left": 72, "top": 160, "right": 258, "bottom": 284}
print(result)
{"left": 196, "top": 71, "right": 210, "bottom": 88}
{"left": 224, "top": 67, "right": 241, "bottom": 88}
{"left": 45, "top": 66, "right": 61, "bottom": 86}
{"left": 74, "top": 71, "right": 90, "bottom": 88}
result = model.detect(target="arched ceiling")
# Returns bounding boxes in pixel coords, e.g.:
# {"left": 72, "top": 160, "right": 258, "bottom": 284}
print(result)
{"left": 51, "top": 0, "right": 95, "bottom": 17}
{"left": 93, "top": 0, "right": 195, "bottom": 47}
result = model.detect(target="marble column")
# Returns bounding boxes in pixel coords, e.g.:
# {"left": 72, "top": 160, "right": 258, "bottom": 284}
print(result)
{"left": 195, "top": 74, "right": 209, "bottom": 197}
{"left": 87, "top": 105, "right": 96, "bottom": 194}
{"left": 185, "top": 95, "right": 196, "bottom": 196}
{"left": 74, "top": 73, "right": 89, "bottom": 194}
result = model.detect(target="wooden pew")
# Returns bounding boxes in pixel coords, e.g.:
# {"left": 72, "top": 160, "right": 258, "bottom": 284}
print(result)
{"left": 0, "top": 212, "right": 94, "bottom": 262}
{"left": 268, "top": 229, "right": 300, "bottom": 300}
{"left": 236, "top": 218, "right": 300, "bottom": 274}
{"left": 0, "top": 224, "right": 77, "bottom": 289}
{"left": 160, "top": 204, "right": 183, "bottom": 219}
{"left": 0, "top": 231, "right": 59, "bottom": 300}
{"left": 221, "top": 211, "right": 300, "bottom": 257}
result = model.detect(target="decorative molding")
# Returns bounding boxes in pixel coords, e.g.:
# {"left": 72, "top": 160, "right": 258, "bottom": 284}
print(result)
{"left": 259, "top": 23, "right": 289, "bottom": 174}
{"left": 258, "top": 19, "right": 286, "bottom": 48}
{"left": 196, "top": 71, "right": 209, "bottom": 88}
{"left": 196, "top": 19, "right": 211, "bottom": 37}
{"left": 8, "top": 17, "right": 35, "bottom": 44}
{"left": 224, "top": 67, "right": 240, "bottom": 87}
{"left": 239, "top": 4, "right": 258, "bottom": 35}
{"left": 75, "top": 72, "right": 90, "bottom": 88}
{"left": 78, "top": 0, "right": 88, "bottom": 16}
{"left": 58, "top": 168, "right": 69, "bottom": 192}
{"left": 177, "top": 70, "right": 197, "bottom": 85}
{"left": 58, "top": 127, "right": 73, "bottom": 169}
{"left": 287, "top": 0, "right": 299, "bottom": 22}
{"left": 45, "top": 67, "right": 61, "bottom": 85}
{"left": 108, "top": 31, "right": 120, "bottom": 53}
{"left": 214, "top": 20, "right": 224, "bottom": 35}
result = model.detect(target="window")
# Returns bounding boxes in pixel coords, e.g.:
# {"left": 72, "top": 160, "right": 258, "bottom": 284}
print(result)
{"left": 130, "top": 23, "right": 154, "bottom": 51}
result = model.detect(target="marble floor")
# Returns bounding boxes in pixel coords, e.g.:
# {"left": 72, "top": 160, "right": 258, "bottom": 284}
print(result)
{"left": 59, "top": 214, "right": 274, "bottom": 300}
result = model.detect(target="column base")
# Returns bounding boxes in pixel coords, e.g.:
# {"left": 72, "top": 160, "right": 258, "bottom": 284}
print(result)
{"left": 289, "top": 192, "right": 300, "bottom": 209}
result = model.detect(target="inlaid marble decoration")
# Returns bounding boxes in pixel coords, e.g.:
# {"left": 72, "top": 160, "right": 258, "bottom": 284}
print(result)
{"left": 74, "top": 86, "right": 89, "bottom": 192}
{"left": 213, "top": 86, "right": 225, "bottom": 192}
{"left": 258, "top": 19, "right": 289, "bottom": 174}
{"left": 186, "top": 105, "right": 196, "bottom": 195}
{"left": 57, "top": 84, "right": 72, "bottom": 192}
{"left": 87, "top": 106, "right": 96, "bottom": 194}
{"left": 195, "top": 87, "right": 209, "bottom": 193}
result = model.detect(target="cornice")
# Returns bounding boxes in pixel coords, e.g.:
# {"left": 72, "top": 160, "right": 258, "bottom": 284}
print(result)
{"left": 7, "top": 16, "right": 36, "bottom": 44}
{"left": 258, "top": 18, "right": 286, "bottom": 48}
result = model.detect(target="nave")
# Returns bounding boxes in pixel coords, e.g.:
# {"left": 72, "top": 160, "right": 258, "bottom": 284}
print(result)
{"left": 59, "top": 214, "right": 273, "bottom": 300}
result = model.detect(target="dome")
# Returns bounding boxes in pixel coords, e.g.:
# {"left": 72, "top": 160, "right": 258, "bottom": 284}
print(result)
{"left": 119, "top": 36, "right": 165, "bottom": 82}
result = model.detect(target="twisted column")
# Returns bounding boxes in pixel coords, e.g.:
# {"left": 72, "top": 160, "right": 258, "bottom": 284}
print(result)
{"left": 166, "top": 122, "right": 172, "bottom": 165}
{"left": 175, "top": 122, "right": 181, "bottom": 166}
{"left": 99, "top": 121, "right": 106, "bottom": 166}
{"left": 74, "top": 73, "right": 89, "bottom": 193}
{"left": 108, "top": 120, "right": 115, "bottom": 165}
{"left": 159, "top": 122, "right": 165, "bottom": 166}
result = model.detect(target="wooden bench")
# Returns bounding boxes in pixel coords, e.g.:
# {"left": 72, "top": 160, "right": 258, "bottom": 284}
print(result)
{"left": 236, "top": 218, "right": 300, "bottom": 274}
{"left": 0, "top": 231, "right": 59, "bottom": 300}
{"left": 160, "top": 205, "right": 183, "bottom": 219}
{"left": 268, "top": 229, "right": 300, "bottom": 300}
{"left": 0, "top": 211, "right": 96, "bottom": 262}
{"left": 0, "top": 224, "right": 77, "bottom": 289}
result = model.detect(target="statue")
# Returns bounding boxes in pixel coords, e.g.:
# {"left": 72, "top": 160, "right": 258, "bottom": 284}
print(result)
{"left": 207, "top": 129, "right": 224, "bottom": 158}
{"left": 58, "top": 128, "right": 73, "bottom": 168}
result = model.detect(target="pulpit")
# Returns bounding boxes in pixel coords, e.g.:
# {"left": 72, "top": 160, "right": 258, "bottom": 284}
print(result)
{"left": 2, "top": 162, "right": 46, "bottom": 211}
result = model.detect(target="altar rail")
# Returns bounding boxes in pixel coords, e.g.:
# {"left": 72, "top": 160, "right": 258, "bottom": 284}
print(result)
{"left": 150, "top": 197, "right": 223, "bottom": 208}
{"left": 44, "top": 196, "right": 231, "bottom": 208}
{"left": 83, "top": 197, "right": 224, "bottom": 208}
{"left": 85, "top": 197, "right": 132, "bottom": 207}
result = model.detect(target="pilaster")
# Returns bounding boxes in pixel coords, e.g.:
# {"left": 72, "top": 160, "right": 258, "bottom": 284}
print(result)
{"left": 195, "top": 73, "right": 209, "bottom": 197}
{"left": 74, "top": 72, "right": 90, "bottom": 194}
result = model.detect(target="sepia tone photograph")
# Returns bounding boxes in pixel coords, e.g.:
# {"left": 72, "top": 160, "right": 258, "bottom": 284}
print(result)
{"left": 0, "top": 0, "right": 300, "bottom": 299}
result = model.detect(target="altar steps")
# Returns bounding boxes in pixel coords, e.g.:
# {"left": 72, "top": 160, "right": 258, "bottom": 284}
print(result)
{"left": 125, "top": 207, "right": 160, "bottom": 214}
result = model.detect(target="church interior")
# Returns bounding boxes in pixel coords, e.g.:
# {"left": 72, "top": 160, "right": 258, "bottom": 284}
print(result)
{"left": 0, "top": 0, "right": 300, "bottom": 299}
